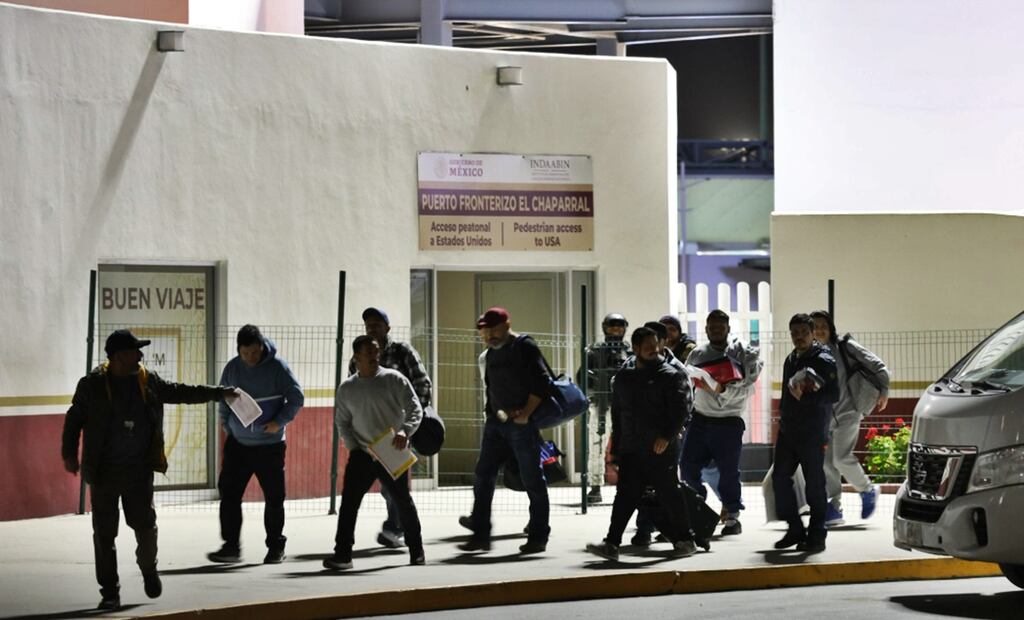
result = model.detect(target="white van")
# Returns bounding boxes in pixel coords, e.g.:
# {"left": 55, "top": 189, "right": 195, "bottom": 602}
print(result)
{"left": 893, "top": 312, "right": 1024, "bottom": 588}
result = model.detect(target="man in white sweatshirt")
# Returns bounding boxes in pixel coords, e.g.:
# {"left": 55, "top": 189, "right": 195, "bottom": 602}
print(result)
{"left": 680, "top": 310, "right": 763, "bottom": 536}
{"left": 324, "top": 335, "right": 424, "bottom": 570}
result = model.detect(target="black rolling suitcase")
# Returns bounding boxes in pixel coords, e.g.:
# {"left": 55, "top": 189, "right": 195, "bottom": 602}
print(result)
{"left": 641, "top": 481, "right": 719, "bottom": 542}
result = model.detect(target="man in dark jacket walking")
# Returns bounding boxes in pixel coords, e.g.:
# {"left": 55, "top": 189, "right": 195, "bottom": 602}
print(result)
{"left": 460, "top": 307, "right": 551, "bottom": 554}
{"left": 62, "top": 330, "right": 234, "bottom": 611}
{"left": 586, "top": 326, "right": 698, "bottom": 561}
{"left": 772, "top": 313, "right": 839, "bottom": 553}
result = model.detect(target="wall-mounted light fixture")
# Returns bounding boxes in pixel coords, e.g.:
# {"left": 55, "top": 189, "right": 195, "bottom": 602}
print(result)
{"left": 496, "top": 66, "right": 523, "bottom": 86}
{"left": 156, "top": 31, "right": 185, "bottom": 53}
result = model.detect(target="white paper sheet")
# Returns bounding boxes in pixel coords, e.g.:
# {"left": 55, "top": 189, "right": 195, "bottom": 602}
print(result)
{"left": 367, "top": 427, "right": 418, "bottom": 480}
{"left": 225, "top": 389, "right": 262, "bottom": 427}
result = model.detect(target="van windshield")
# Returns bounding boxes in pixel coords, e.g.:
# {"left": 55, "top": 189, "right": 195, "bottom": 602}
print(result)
{"left": 949, "top": 313, "right": 1024, "bottom": 390}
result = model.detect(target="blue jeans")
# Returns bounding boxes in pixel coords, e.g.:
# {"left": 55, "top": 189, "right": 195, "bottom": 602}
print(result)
{"left": 470, "top": 417, "right": 550, "bottom": 542}
{"left": 680, "top": 416, "right": 745, "bottom": 514}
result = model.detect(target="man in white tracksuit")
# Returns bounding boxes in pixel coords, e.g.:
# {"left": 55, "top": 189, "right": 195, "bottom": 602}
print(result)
{"left": 811, "top": 310, "right": 891, "bottom": 525}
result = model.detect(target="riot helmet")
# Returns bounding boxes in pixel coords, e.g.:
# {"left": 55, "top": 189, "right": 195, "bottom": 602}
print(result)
{"left": 601, "top": 313, "right": 628, "bottom": 341}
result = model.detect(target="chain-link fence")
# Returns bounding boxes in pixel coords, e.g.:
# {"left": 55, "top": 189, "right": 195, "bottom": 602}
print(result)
{"left": 85, "top": 323, "right": 992, "bottom": 517}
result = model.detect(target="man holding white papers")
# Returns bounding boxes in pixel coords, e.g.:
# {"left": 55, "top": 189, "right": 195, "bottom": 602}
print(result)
{"left": 680, "top": 310, "right": 762, "bottom": 536}
{"left": 772, "top": 313, "right": 839, "bottom": 553}
{"left": 208, "top": 325, "right": 304, "bottom": 565}
{"left": 325, "top": 335, "right": 424, "bottom": 570}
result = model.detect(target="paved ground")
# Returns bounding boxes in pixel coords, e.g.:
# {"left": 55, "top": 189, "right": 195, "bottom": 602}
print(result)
{"left": 0, "top": 488, "right": 995, "bottom": 619}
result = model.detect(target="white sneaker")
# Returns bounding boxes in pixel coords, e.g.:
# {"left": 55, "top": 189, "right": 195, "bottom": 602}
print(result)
{"left": 377, "top": 530, "right": 406, "bottom": 548}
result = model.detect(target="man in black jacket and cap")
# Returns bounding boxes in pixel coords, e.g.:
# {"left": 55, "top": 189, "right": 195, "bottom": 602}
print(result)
{"left": 62, "top": 329, "right": 235, "bottom": 611}
{"left": 586, "top": 326, "right": 698, "bottom": 561}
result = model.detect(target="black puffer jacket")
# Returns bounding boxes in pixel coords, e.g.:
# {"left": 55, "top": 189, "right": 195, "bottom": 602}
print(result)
{"left": 610, "top": 357, "right": 690, "bottom": 458}
{"left": 62, "top": 364, "right": 224, "bottom": 484}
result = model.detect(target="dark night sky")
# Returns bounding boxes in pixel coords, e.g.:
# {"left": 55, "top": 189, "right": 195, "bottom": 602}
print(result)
{"left": 629, "top": 35, "right": 772, "bottom": 140}
{"left": 552, "top": 35, "right": 773, "bottom": 141}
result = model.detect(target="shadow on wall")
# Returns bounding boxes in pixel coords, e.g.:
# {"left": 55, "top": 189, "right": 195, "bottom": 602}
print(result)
{"left": 69, "top": 46, "right": 167, "bottom": 277}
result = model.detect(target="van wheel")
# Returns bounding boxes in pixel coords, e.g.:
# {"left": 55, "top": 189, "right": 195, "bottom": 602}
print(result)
{"left": 1001, "top": 563, "right": 1024, "bottom": 589}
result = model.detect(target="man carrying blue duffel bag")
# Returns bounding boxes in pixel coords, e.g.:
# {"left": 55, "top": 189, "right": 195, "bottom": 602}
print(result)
{"left": 459, "top": 307, "right": 553, "bottom": 555}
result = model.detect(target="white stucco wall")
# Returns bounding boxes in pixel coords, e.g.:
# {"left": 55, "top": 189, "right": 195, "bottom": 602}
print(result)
{"left": 771, "top": 0, "right": 1024, "bottom": 332}
{"left": 774, "top": 0, "right": 1024, "bottom": 215}
{"left": 771, "top": 213, "right": 1024, "bottom": 333}
{"left": 0, "top": 3, "right": 677, "bottom": 398}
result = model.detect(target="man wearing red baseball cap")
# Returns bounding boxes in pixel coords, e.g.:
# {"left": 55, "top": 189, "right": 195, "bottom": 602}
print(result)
{"left": 460, "top": 308, "right": 551, "bottom": 554}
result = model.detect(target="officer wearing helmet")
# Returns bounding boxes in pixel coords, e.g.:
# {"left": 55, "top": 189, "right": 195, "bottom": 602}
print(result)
{"left": 576, "top": 313, "right": 631, "bottom": 504}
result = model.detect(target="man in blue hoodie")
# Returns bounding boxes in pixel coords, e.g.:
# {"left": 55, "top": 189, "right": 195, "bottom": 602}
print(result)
{"left": 208, "top": 325, "right": 304, "bottom": 564}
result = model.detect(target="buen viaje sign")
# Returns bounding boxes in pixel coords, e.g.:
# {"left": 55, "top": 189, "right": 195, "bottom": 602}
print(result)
{"left": 418, "top": 152, "right": 593, "bottom": 251}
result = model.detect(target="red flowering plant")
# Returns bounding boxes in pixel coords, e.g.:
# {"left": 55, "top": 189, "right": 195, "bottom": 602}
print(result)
{"left": 863, "top": 417, "right": 911, "bottom": 483}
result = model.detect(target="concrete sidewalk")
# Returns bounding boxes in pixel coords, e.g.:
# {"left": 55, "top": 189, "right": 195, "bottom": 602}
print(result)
{"left": 0, "top": 489, "right": 998, "bottom": 619}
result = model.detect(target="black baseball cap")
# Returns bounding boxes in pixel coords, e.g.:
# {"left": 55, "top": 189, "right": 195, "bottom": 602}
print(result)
{"left": 104, "top": 329, "right": 151, "bottom": 356}
{"left": 361, "top": 307, "right": 390, "bottom": 325}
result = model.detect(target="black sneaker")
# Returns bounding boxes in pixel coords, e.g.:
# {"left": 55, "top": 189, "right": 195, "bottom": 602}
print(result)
{"left": 207, "top": 545, "right": 241, "bottom": 563}
{"left": 586, "top": 540, "right": 620, "bottom": 561}
{"left": 322, "top": 554, "right": 353, "bottom": 570}
{"left": 672, "top": 539, "right": 698, "bottom": 557}
{"left": 774, "top": 528, "right": 807, "bottom": 550}
{"left": 721, "top": 519, "right": 742, "bottom": 536}
{"left": 519, "top": 540, "right": 547, "bottom": 554}
{"left": 798, "top": 532, "right": 827, "bottom": 554}
{"left": 263, "top": 548, "right": 286, "bottom": 564}
{"left": 630, "top": 532, "right": 653, "bottom": 547}
{"left": 409, "top": 549, "right": 426, "bottom": 566}
{"left": 97, "top": 594, "right": 120, "bottom": 611}
{"left": 586, "top": 486, "right": 603, "bottom": 505}
{"left": 142, "top": 571, "right": 162, "bottom": 598}
{"left": 458, "top": 538, "right": 492, "bottom": 552}
{"left": 458, "top": 515, "right": 474, "bottom": 531}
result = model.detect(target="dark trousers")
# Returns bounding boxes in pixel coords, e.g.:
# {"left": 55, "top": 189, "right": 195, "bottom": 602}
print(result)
{"left": 380, "top": 485, "right": 403, "bottom": 535}
{"left": 334, "top": 449, "right": 422, "bottom": 556}
{"left": 217, "top": 436, "right": 287, "bottom": 551}
{"left": 772, "top": 428, "right": 828, "bottom": 538}
{"left": 90, "top": 467, "right": 157, "bottom": 598}
{"left": 608, "top": 451, "right": 691, "bottom": 546}
{"left": 470, "top": 417, "right": 550, "bottom": 543}
{"left": 680, "top": 415, "right": 745, "bottom": 514}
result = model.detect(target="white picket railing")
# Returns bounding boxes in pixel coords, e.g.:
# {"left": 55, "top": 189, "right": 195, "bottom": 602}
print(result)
{"left": 672, "top": 281, "right": 774, "bottom": 443}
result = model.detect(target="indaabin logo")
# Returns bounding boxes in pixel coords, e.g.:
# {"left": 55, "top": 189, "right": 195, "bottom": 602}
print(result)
{"left": 433, "top": 156, "right": 448, "bottom": 180}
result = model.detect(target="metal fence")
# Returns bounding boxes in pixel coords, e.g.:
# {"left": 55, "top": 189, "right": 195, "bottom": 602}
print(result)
{"left": 86, "top": 323, "right": 993, "bottom": 516}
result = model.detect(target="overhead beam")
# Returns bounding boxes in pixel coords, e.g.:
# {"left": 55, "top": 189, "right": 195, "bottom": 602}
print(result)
{"left": 420, "top": 0, "right": 453, "bottom": 46}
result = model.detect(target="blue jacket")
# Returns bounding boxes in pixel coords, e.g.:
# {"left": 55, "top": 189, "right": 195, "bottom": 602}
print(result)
{"left": 219, "top": 338, "right": 304, "bottom": 446}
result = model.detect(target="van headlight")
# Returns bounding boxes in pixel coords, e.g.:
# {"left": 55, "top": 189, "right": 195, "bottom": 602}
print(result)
{"left": 967, "top": 445, "right": 1024, "bottom": 493}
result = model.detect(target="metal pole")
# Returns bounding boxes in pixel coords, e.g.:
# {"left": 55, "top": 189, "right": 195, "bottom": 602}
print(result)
{"left": 580, "top": 285, "right": 589, "bottom": 514}
{"left": 329, "top": 270, "right": 346, "bottom": 515}
{"left": 79, "top": 270, "right": 97, "bottom": 515}
{"left": 828, "top": 279, "right": 835, "bottom": 321}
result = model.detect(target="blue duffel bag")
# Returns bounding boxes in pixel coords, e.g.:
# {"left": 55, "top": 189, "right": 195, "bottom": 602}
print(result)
{"left": 532, "top": 355, "right": 589, "bottom": 429}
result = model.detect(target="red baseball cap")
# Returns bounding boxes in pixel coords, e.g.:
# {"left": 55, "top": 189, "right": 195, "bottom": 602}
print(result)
{"left": 476, "top": 307, "right": 510, "bottom": 329}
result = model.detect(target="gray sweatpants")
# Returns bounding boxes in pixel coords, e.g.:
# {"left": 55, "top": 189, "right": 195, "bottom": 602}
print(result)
{"left": 824, "top": 411, "right": 872, "bottom": 507}
{"left": 586, "top": 404, "right": 608, "bottom": 486}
